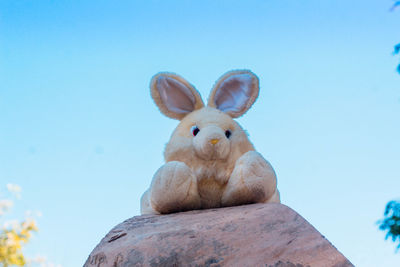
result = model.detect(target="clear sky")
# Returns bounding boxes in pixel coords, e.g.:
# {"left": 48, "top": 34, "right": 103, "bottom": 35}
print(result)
{"left": 0, "top": 0, "right": 399, "bottom": 266}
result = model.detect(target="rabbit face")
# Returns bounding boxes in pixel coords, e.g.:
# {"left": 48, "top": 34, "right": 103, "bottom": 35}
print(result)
{"left": 164, "top": 106, "right": 255, "bottom": 187}
{"left": 150, "top": 70, "right": 260, "bottom": 167}
{"left": 192, "top": 121, "right": 230, "bottom": 160}
{"left": 181, "top": 107, "right": 233, "bottom": 161}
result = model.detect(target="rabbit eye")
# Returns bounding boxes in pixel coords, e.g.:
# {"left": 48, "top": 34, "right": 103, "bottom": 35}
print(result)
{"left": 191, "top": 126, "right": 200, "bottom": 136}
{"left": 225, "top": 130, "right": 232, "bottom": 138}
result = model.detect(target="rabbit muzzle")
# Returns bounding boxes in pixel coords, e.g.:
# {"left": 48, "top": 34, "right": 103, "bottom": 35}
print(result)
{"left": 192, "top": 125, "right": 230, "bottom": 161}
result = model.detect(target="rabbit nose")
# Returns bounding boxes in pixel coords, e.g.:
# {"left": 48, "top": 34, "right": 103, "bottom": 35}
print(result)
{"left": 210, "top": 139, "right": 219, "bottom": 145}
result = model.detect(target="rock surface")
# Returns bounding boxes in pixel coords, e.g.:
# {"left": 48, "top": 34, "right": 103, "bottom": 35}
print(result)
{"left": 85, "top": 203, "right": 353, "bottom": 267}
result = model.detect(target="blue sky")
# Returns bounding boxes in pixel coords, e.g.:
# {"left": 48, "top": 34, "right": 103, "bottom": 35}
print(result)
{"left": 0, "top": 0, "right": 399, "bottom": 266}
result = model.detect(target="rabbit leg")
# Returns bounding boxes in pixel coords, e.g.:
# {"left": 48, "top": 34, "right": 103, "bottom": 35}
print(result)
{"left": 221, "top": 151, "right": 279, "bottom": 207}
{"left": 140, "top": 189, "right": 159, "bottom": 215}
{"left": 147, "top": 161, "right": 201, "bottom": 214}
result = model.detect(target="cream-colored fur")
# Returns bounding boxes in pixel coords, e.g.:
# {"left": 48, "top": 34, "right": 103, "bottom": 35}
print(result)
{"left": 141, "top": 70, "right": 280, "bottom": 215}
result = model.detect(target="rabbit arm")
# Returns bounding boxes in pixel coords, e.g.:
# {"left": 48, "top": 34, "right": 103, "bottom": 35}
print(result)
{"left": 221, "top": 151, "right": 279, "bottom": 207}
{"left": 143, "top": 161, "right": 201, "bottom": 214}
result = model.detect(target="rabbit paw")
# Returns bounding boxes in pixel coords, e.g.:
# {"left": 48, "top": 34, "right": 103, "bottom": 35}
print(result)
{"left": 149, "top": 161, "right": 201, "bottom": 214}
{"left": 221, "top": 151, "right": 278, "bottom": 206}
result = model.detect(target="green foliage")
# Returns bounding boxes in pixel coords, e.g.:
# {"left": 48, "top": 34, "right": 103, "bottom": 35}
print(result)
{"left": 391, "top": 1, "right": 400, "bottom": 11}
{"left": 395, "top": 44, "right": 400, "bottom": 74}
{"left": 0, "top": 184, "right": 38, "bottom": 267}
{"left": 379, "top": 200, "right": 400, "bottom": 251}
{"left": 391, "top": 2, "right": 400, "bottom": 73}
{"left": 0, "top": 220, "right": 38, "bottom": 267}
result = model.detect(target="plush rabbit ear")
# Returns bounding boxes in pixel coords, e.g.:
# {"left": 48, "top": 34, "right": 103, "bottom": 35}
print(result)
{"left": 208, "top": 70, "right": 259, "bottom": 118}
{"left": 150, "top": 72, "right": 204, "bottom": 120}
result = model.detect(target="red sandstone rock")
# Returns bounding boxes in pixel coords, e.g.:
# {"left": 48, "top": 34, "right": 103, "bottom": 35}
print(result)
{"left": 85, "top": 203, "right": 353, "bottom": 267}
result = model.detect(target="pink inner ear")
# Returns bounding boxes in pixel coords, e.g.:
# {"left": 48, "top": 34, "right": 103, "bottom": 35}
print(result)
{"left": 214, "top": 74, "right": 253, "bottom": 113}
{"left": 157, "top": 76, "right": 196, "bottom": 114}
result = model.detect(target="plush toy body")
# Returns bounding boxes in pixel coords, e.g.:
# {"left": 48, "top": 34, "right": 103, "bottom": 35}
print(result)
{"left": 141, "top": 70, "right": 280, "bottom": 215}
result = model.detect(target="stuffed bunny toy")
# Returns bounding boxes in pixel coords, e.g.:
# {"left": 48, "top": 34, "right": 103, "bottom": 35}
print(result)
{"left": 141, "top": 70, "right": 280, "bottom": 215}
